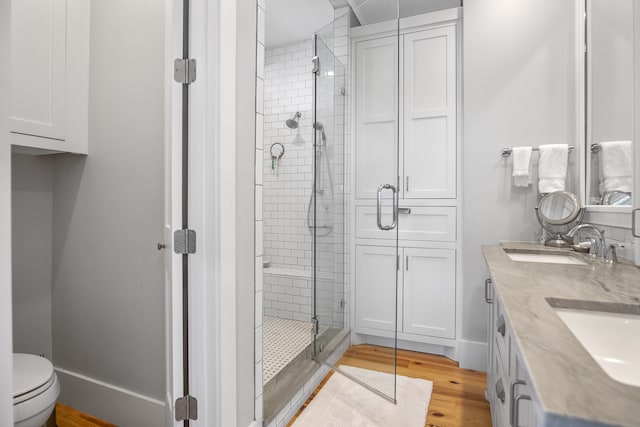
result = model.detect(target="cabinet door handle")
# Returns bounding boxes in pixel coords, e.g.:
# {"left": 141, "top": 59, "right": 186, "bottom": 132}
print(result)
{"left": 376, "top": 184, "right": 398, "bottom": 230}
{"left": 633, "top": 208, "right": 640, "bottom": 238}
{"left": 406, "top": 176, "right": 409, "bottom": 192}
{"left": 513, "top": 393, "right": 532, "bottom": 427}
{"left": 495, "top": 379, "right": 505, "bottom": 404}
{"left": 510, "top": 380, "right": 526, "bottom": 426}
{"left": 406, "top": 255, "right": 409, "bottom": 271}
{"left": 484, "top": 278, "right": 494, "bottom": 304}
{"left": 497, "top": 314, "right": 506, "bottom": 337}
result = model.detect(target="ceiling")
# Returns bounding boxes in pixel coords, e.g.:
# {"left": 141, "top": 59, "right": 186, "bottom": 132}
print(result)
{"left": 265, "top": 0, "right": 335, "bottom": 47}
{"left": 264, "top": 0, "right": 462, "bottom": 48}
{"left": 349, "top": 0, "right": 461, "bottom": 25}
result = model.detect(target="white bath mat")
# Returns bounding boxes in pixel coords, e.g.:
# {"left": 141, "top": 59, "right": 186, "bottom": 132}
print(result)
{"left": 292, "top": 365, "right": 433, "bottom": 427}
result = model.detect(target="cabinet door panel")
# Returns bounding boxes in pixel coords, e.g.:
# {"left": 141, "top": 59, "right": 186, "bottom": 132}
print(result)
{"left": 403, "top": 248, "right": 455, "bottom": 338}
{"left": 403, "top": 26, "right": 456, "bottom": 199}
{"left": 11, "top": 0, "right": 66, "bottom": 140}
{"left": 355, "top": 37, "right": 398, "bottom": 199}
{"left": 355, "top": 245, "right": 398, "bottom": 332}
{"left": 356, "top": 121, "right": 397, "bottom": 199}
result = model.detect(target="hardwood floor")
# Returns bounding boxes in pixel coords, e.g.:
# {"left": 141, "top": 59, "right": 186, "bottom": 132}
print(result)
{"left": 289, "top": 345, "right": 492, "bottom": 427}
{"left": 56, "top": 403, "right": 117, "bottom": 427}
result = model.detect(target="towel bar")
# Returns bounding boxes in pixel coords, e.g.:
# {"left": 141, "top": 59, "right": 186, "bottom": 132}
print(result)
{"left": 501, "top": 146, "right": 575, "bottom": 158}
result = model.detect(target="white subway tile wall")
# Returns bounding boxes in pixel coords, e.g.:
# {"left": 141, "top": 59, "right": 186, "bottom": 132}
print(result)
{"left": 263, "top": 39, "right": 315, "bottom": 273}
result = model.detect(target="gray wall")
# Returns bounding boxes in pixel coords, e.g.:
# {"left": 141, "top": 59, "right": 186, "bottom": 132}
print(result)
{"left": 236, "top": 0, "right": 257, "bottom": 424}
{"left": 0, "top": 0, "right": 13, "bottom": 421}
{"left": 51, "top": 0, "right": 166, "bottom": 409}
{"left": 12, "top": 154, "right": 53, "bottom": 358}
{"left": 462, "top": 0, "right": 577, "bottom": 345}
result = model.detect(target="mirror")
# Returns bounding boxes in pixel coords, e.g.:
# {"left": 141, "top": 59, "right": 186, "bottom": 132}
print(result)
{"left": 586, "top": 0, "right": 635, "bottom": 206}
{"left": 537, "top": 191, "right": 584, "bottom": 247}
{"left": 538, "top": 191, "right": 582, "bottom": 225}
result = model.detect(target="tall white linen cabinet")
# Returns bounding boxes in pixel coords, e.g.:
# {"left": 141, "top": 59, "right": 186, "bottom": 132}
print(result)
{"left": 351, "top": 9, "right": 461, "bottom": 354}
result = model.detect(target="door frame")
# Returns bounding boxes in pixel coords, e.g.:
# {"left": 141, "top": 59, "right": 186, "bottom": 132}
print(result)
{"left": 0, "top": 0, "right": 12, "bottom": 423}
{"left": 168, "top": 0, "right": 257, "bottom": 426}
{"left": 634, "top": 0, "right": 640, "bottom": 267}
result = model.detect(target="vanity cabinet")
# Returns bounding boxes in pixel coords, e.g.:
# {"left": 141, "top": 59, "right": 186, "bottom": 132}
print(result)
{"left": 485, "top": 278, "right": 538, "bottom": 427}
{"left": 355, "top": 245, "right": 456, "bottom": 341}
{"left": 10, "top": 0, "right": 90, "bottom": 154}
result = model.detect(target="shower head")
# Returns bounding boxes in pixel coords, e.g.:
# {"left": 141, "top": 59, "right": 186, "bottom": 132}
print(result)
{"left": 314, "top": 121, "right": 327, "bottom": 145}
{"left": 286, "top": 112, "right": 302, "bottom": 129}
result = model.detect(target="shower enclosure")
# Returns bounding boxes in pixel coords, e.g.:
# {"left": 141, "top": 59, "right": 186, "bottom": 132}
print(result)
{"left": 262, "top": 1, "right": 402, "bottom": 422}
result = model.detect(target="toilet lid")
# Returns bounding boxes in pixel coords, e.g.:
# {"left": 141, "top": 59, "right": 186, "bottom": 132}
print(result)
{"left": 13, "top": 353, "right": 55, "bottom": 398}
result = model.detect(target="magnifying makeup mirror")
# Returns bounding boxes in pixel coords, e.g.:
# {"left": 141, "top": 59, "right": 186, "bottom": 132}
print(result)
{"left": 536, "top": 191, "right": 584, "bottom": 247}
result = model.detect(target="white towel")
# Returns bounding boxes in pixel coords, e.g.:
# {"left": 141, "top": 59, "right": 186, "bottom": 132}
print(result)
{"left": 598, "top": 140, "right": 632, "bottom": 194}
{"left": 538, "top": 144, "right": 569, "bottom": 193}
{"left": 512, "top": 147, "right": 532, "bottom": 187}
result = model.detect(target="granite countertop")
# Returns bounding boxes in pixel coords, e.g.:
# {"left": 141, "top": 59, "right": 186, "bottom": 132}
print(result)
{"left": 482, "top": 242, "right": 640, "bottom": 427}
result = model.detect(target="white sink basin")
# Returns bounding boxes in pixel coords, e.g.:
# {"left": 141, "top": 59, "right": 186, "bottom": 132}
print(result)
{"left": 554, "top": 308, "right": 640, "bottom": 387}
{"left": 506, "top": 252, "right": 588, "bottom": 265}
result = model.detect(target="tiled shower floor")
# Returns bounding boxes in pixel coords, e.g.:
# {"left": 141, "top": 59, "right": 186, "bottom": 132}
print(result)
{"left": 263, "top": 316, "right": 313, "bottom": 384}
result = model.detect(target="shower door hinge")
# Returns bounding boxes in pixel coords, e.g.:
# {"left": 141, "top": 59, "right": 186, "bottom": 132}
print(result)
{"left": 174, "top": 229, "right": 196, "bottom": 254}
{"left": 174, "top": 58, "right": 197, "bottom": 84}
{"left": 312, "top": 56, "right": 320, "bottom": 74}
{"left": 312, "top": 317, "right": 319, "bottom": 335}
{"left": 175, "top": 395, "right": 198, "bottom": 421}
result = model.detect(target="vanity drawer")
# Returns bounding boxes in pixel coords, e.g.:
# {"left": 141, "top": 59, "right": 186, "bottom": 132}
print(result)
{"left": 355, "top": 206, "right": 456, "bottom": 241}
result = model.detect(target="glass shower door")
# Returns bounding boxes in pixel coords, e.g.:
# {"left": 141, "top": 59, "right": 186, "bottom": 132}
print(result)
{"left": 311, "top": 4, "right": 400, "bottom": 402}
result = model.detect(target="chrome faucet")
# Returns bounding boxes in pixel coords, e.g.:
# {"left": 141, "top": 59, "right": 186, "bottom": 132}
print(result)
{"left": 567, "top": 224, "right": 606, "bottom": 258}
{"left": 605, "top": 243, "right": 625, "bottom": 264}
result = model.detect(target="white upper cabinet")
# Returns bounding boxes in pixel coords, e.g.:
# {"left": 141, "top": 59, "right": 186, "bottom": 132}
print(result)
{"left": 403, "top": 26, "right": 457, "bottom": 199}
{"left": 10, "top": 0, "right": 90, "bottom": 154}
{"left": 354, "top": 36, "right": 399, "bottom": 199}
{"left": 354, "top": 24, "right": 457, "bottom": 200}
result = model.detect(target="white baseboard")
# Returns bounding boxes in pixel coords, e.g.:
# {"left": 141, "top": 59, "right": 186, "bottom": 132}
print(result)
{"left": 458, "top": 339, "right": 488, "bottom": 372}
{"left": 360, "top": 334, "right": 457, "bottom": 359}
{"left": 55, "top": 367, "right": 165, "bottom": 427}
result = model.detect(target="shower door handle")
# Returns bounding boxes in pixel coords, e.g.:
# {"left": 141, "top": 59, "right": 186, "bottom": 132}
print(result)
{"left": 376, "top": 184, "right": 398, "bottom": 231}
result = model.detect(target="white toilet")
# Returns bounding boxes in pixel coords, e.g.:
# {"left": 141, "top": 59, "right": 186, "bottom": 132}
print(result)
{"left": 13, "top": 353, "right": 60, "bottom": 427}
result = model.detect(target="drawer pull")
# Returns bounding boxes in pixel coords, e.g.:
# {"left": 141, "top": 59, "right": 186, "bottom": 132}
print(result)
{"left": 497, "top": 315, "right": 506, "bottom": 337}
{"left": 484, "top": 278, "right": 493, "bottom": 304}
{"left": 510, "top": 380, "right": 526, "bottom": 426}
{"left": 513, "top": 393, "right": 532, "bottom": 427}
{"left": 398, "top": 207, "right": 412, "bottom": 214}
{"left": 495, "top": 379, "right": 506, "bottom": 403}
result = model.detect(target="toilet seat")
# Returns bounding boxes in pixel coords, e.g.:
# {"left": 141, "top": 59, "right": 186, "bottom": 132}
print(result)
{"left": 13, "top": 354, "right": 60, "bottom": 427}
{"left": 13, "top": 375, "right": 56, "bottom": 405}
{"left": 13, "top": 353, "right": 55, "bottom": 402}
